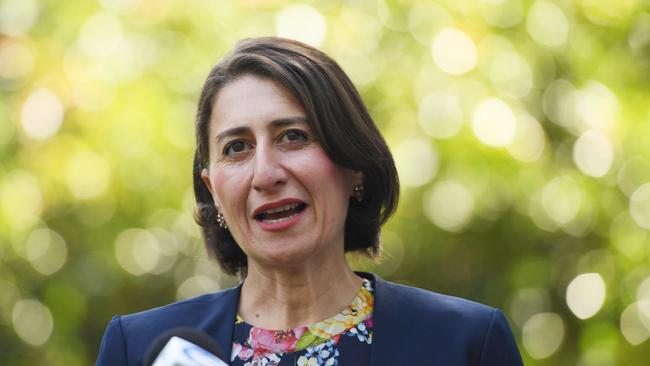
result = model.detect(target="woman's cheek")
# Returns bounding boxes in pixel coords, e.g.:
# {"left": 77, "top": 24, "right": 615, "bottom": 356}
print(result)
{"left": 302, "top": 148, "right": 351, "bottom": 186}
{"left": 211, "top": 165, "right": 249, "bottom": 207}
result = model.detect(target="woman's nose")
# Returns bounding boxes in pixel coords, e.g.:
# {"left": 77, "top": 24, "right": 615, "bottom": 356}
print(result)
{"left": 251, "top": 145, "right": 288, "bottom": 193}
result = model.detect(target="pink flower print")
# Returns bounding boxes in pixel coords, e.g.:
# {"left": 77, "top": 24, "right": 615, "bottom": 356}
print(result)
{"left": 332, "top": 334, "right": 341, "bottom": 344}
{"left": 231, "top": 342, "right": 254, "bottom": 361}
{"left": 249, "top": 327, "right": 306, "bottom": 354}
{"left": 364, "top": 314, "right": 373, "bottom": 328}
{"left": 238, "top": 346, "right": 254, "bottom": 360}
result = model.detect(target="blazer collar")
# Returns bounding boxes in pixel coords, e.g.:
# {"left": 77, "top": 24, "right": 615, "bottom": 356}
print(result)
{"left": 358, "top": 272, "right": 404, "bottom": 366}
{"left": 213, "top": 272, "right": 401, "bottom": 365}
{"left": 200, "top": 284, "right": 241, "bottom": 362}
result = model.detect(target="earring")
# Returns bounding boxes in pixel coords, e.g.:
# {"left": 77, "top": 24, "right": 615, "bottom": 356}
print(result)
{"left": 216, "top": 211, "right": 228, "bottom": 229}
{"left": 352, "top": 184, "right": 364, "bottom": 203}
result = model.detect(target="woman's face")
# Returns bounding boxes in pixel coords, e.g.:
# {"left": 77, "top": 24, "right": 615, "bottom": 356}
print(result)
{"left": 202, "top": 74, "right": 361, "bottom": 270}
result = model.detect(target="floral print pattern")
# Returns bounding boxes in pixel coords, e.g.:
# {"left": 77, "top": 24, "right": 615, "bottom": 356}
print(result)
{"left": 297, "top": 340, "right": 338, "bottom": 366}
{"left": 231, "top": 279, "right": 374, "bottom": 366}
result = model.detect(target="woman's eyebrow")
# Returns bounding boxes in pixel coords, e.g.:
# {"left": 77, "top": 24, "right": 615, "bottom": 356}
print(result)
{"left": 214, "top": 116, "right": 309, "bottom": 143}
{"left": 269, "top": 116, "right": 308, "bottom": 128}
{"left": 215, "top": 126, "right": 249, "bottom": 143}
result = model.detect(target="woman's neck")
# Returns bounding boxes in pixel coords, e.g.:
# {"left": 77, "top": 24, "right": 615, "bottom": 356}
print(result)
{"left": 238, "top": 257, "right": 362, "bottom": 330}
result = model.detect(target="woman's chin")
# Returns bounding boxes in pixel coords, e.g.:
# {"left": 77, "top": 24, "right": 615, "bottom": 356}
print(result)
{"left": 248, "top": 241, "right": 327, "bottom": 270}
{"left": 258, "top": 248, "right": 315, "bottom": 268}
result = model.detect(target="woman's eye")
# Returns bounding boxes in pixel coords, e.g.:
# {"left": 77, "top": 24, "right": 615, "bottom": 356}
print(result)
{"left": 280, "top": 130, "right": 309, "bottom": 144}
{"left": 223, "top": 141, "right": 251, "bottom": 156}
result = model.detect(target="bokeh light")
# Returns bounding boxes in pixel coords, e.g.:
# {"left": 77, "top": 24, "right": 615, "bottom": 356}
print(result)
{"left": 522, "top": 312, "right": 565, "bottom": 359}
{"left": 637, "top": 276, "right": 650, "bottom": 302}
{"left": 486, "top": 49, "right": 533, "bottom": 99}
{"left": 609, "top": 212, "right": 648, "bottom": 260}
{"left": 12, "top": 299, "right": 53, "bottom": 346}
{"left": 479, "top": 0, "right": 524, "bottom": 28}
{"left": 331, "top": 8, "right": 382, "bottom": 57}
{"left": 543, "top": 79, "right": 578, "bottom": 130}
{"left": 581, "top": 0, "right": 636, "bottom": 26}
{"left": 526, "top": 0, "right": 570, "bottom": 48}
{"left": 630, "top": 183, "right": 650, "bottom": 230}
{"left": 506, "top": 114, "right": 546, "bottom": 162}
{"left": 20, "top": 88, "right": 64, "bottom": 140}
{"left": 576, "top": 81, "right": 618, "bottom": 133}
{"left": 472, "top": 98, "right": 516, "bottom": 147}
{"left": 0, "top": 0, "right": 39, "bottom": 36}
{"left": 78, "top": 12, "right": 124, "bottom": 60}
{"left": 573, "top": 129, "right": 614, "bottom": 178}
{"left": 275, "top": 4, "right": 326, "bottom": 47}
{"left": 25, "top": 228, "right": 68, "bottom": 275}
{"left": 114, "top": 228, "right": 163, "bottom": 275}
{"left": 393, "top": 138, "right": 438, "bottom": 187}
{"left": 0, "top": 170, "right": 43, "bottom": 229}
{"left": 431, "top": 27, "right": 477, "bottom": 75}
{"left": 617, "top": 157, "right": 650, "bottom": 197}
{"left": 0, "top": 40, "right": 34, "bottom": 80}
{"left": 566, "top": 273, "right": 606, "bottom": 319}
{"left": 620, "top": 301, "right": 650, "bottom": 345}
{"left": 0, "top": 278, "right": 19, "bottom": 322}
{"left": 628, "top": 13, "right": 650, "bottom": 53}
{"left": 376, "top": 0, "right": 409, "bottom": 32}
{"left": 509, "top": 288, "right": 551, "bottom": 328}
{"left": 176, "top": 275, "right": 221, "bottom": 301}
{"left": 408, "top": 2, "right": 452, "bottom": 45}
{"left": 541, "top": 176, "right": 583, "bottom": 226}
{"left": 424, "top": 180, "right": 475, "bottom": 232}
{"left": 418, "top": 91, "right": 463, "bottom": 139}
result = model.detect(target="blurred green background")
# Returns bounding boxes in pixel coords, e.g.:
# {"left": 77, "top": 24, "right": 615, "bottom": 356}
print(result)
{"left": 1, "top": 0, "right": 650, "bottom": 364}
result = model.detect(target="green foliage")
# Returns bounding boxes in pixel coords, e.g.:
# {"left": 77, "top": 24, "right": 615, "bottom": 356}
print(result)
{"left": 1, "top": 0, "right": 650, "bottom": 364}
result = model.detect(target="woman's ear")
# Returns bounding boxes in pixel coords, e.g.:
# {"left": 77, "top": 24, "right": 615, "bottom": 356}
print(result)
{"left": 201, "top": 169, "right": 223, "bottom": 208}
{"left": 350, "top": 170, "right": 365, "bottom": 202}
{"left": 201, "top": 169, "right": 213, "bottom": 194}
{"left": 352, "top": 170, "right": 364, "bottom": 187}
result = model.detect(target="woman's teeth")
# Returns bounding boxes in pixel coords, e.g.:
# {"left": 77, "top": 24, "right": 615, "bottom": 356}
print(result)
{"left": 263, "top": 210, "right": 301, "bottom": 223}
{"left": 264, "top": 203, "right": 301, "bottom": 214}
{"left": 256, "top": 203, "right": 306, "bottom": 222}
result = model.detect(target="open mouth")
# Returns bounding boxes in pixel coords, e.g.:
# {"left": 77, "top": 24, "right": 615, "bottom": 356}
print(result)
{"left": 254, "top": 202, "right": 307, "bottom": 223}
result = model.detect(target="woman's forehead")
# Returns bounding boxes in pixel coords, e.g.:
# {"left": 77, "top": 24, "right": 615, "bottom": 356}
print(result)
{"left": 209, "top": 75, "right": 307, "bottom": 134}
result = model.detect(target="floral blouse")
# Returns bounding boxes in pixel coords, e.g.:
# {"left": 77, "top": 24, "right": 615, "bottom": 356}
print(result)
{"left": 231, "top": 278, "right": 374, "bottom": 366}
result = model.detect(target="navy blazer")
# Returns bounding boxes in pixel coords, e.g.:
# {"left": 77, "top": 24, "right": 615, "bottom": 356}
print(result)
{"left": 96, "top": 273, "right": 523, "bottom": 365}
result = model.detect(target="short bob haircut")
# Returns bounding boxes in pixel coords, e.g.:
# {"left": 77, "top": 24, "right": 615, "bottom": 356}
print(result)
{"left": 193, "top": 37, "right": 399, "bottom": 277}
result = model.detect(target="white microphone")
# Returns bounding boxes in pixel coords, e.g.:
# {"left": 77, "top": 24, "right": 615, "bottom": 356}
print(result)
{"left": 143, "top": 327, "right": 229, "bottom": 366}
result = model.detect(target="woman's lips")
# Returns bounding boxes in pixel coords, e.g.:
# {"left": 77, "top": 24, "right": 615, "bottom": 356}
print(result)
{"left": 252, "top": 199, "right": 308, "bottom": 232}
{"left": 255, "top": 205, "right": 307, "bottom": 232}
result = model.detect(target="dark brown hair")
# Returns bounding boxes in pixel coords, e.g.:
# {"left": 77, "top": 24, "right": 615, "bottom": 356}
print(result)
{"left": 194, "top": 37, "right": 399, "bottom": 277}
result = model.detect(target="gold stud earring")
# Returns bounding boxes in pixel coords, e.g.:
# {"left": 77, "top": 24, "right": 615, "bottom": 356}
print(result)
{"left": 352, "top": 184, "right": 364, "bottom": 203}
{"left": 216, "top": 211, "right": 228, "bottom": 229}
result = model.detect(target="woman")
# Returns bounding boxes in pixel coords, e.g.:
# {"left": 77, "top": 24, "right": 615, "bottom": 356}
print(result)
{"left": 97, "top": 37, "right": 523, "bottom": 365}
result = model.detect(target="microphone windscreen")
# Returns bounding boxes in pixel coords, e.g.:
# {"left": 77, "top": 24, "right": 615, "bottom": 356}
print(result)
{"left": 143, "top": 327, "right": 226, "bottom": 366}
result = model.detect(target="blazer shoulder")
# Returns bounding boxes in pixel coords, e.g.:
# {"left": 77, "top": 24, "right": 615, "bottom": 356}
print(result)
{"left": 96, "top": 286, "right": 240, "bottom": 365}
{"left": 378, "top": 278, "right": 497, "bottom": 323}
{"left": 369, "top": 274, "right": 523, "bottom": 365}
{"left": 120, "top": 286, "right": 238, "bottom": 325}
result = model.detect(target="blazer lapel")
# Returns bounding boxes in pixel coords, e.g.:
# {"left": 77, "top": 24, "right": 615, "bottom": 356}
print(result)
{"left": 199, "top": 284, "right": 242, "bottom": 363}
{"left": 358, "top": 273, "right": 406, "bottom": 366}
